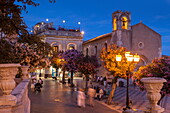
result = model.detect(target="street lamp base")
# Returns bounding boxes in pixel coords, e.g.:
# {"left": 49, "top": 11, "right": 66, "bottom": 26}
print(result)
{"left": 122, "top": 109, "right": 144, "bottom": 113}
{"left": 123, "top": 107, "right": 132, "bottom": 111}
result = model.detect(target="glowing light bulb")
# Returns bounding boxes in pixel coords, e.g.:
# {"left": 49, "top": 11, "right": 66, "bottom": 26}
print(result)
{"left": 81, "top": 31, "right": 85, "bottom": 35}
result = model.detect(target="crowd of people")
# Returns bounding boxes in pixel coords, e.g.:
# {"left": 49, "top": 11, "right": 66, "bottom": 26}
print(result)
{"left": 76, "top": 75, "right": 113, "bottom": 108}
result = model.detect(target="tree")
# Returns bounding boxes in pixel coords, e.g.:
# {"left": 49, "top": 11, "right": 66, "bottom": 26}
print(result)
{"left": 134, "top": 57, "right": 170, "bottom": 105}
{"left": 17, "top": 34, "right": 52, "bottom": 69}
{"left": 0, "top": 0, "right": 56, "bottom": 37}
{"left": 78, "top": 55, "right": 100, "bottom": 90}
{"left": 100, "top": 44, "right": 136, "bottom": 105}
{"left": 61, "top": 49, "right": 83, "bottom": 87}
{"left": 51, "top": 51, "right": 67, "bottom": 83}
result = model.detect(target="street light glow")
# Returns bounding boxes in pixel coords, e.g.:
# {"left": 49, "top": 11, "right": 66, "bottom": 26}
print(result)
{"left": 81, "top": 31, "right": 85, "bottom": 35}
{"left": 134, "top": 54, "right": 140, "bottom": 62}
{"left": 116, "top": 54, "right": 122, "bottom": 61}
{"left": 78, "top": 22, "right": 81, "bottom": 25}
{"left": 125, "top": 51, "right": 130, "bottom": 58}
{"left": 63, "top": 20, "right": 66, "bottom": 23}
{"left": 126, "top": 55, "right": 134, "bottom": 62}
{"left": 46, "top": 19, "right": 49, "bottom": 21}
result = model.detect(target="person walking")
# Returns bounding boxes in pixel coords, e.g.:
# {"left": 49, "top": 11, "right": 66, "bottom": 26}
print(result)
{"left": 77, "top": 88, "right": 86, "bottom": 108}
{"left": 103, "top": 76, "right": 107, "bottom": 87}
{"left": 95, "top": 86, "right": 100, "bottom": 99}
{"left": 99, "top": 88, "right": 104, "bottom": 101}
{"left": 87, "top": 87, "right": 96, "bottom": 107}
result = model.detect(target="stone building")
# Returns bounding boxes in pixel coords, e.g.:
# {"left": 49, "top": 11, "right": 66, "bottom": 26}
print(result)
{"left": 83, "top": 10, "right": 162, "bottom": 77}
{"left": 33, "top": 22, "right": 83, "bottom": 52}
{"left": 33, "top": 22, "right": 84, "bottom": 78}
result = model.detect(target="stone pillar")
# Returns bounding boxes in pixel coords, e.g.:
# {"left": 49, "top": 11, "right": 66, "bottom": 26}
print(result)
{"left": 21, "top": 65, "right": 29, "bottom": 79}
{"left": 0, "top": 64, "right": 20, "bottom": 106}
{"left": 141, "top": 77, "right": 167, "bottom": 113}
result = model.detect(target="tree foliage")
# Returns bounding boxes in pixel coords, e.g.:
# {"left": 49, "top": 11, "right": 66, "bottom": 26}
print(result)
{"left": 61, "top": 49, "right": 83, "bottom": 72}
{"left": 51, "top": 51, "right": 66, "bottom": 70}
{"left": 78, "top": 55, "right": 100, "bottom": 76}
{"left": 134, "top": 57, "right": 170, "bottom": 96}
{"left": 0, "top": 0, "right": 56, "bottom": 36}
{"left": 100, "top": 44, "right": 136, "bottom": 78}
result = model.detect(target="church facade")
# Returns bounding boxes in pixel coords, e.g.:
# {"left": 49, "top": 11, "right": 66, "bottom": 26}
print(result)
{"left": 83, "top": 10, "right": 162, "bottom": 76}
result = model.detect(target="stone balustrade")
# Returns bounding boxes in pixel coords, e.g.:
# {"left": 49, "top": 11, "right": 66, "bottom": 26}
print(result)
{"left": 0, "top": 79, "right": 30, "bottom": 113}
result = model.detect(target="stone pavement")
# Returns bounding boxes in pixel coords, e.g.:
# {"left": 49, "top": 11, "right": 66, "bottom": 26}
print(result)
{"left": 28, "top": 78, "right": 119, "bottom": 113}
{"left": 91, "top": 80, "right": 170, "bottom": 113}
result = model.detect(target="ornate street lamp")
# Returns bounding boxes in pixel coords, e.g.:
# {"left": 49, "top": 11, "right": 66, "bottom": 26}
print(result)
{"left": 116, "top": 51, "right": 140, "bottom": 111}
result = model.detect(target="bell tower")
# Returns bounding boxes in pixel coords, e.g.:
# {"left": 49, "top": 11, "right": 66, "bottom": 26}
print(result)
{"left": 112, "top": 10, "right": 131, "bottom": 31}
{"left": 111, "top": 10, "right": 132, "bottom": 49}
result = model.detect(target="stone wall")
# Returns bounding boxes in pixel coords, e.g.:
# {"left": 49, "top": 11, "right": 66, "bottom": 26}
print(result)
{"left": 0, "top": 79, "right": 30, "bottom": 113}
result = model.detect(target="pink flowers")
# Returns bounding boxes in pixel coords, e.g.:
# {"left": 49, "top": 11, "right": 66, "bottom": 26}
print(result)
{"left": 134, "top": 57, "right": 170, "bottom": 96}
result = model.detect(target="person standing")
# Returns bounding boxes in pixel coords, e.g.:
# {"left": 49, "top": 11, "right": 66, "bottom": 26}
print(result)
{"left": 77, "top": 88, "right": 86, "bottom": 108}
{"left": 87, "top": 87, "right": 96, "bottom": 107}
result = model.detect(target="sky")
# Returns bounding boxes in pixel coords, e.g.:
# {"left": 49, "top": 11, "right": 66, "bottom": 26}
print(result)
{"left": 22, "top": 0, "right": 170, "bottom": 56}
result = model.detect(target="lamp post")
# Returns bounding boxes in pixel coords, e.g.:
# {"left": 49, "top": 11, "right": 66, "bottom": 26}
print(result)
{"left": 116, "top": 52, "right": 140, "bottom": 111}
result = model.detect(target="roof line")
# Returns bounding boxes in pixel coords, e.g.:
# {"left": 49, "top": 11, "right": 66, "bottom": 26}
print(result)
{"left": 132, "top": 23, "right": 161, "bottom": 36}
{"left": 83, "top": 33, "right": 112, "bottom": 44}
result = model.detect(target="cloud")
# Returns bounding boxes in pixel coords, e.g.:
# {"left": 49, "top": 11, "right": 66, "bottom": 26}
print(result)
{"left": 154, "top": 14, "right": 170, "bottom": 20}
{"left": 155, "top": 15, "right": 166, "bottom": 20}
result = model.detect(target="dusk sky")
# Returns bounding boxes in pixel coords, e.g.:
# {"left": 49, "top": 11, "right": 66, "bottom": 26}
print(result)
{"left": 22, "top": 0, "right": 170, "bottom": 56}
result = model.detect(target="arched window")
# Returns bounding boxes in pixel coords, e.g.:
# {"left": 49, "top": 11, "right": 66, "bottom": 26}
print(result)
{"left": 113, "top": 18, "right": 117, "bottom": 30}
{"left": 68, "top": 44, "right": 75, "bottom": 50}
{"left": 53, "top": 46, "right": 59, "bottom": 52}
{"left": 86, "top": 48, "right": 88, "bottom": 56}
{"left": 122, "top": 17, "right": 128, "bottom": 29}
{"left": 105, "top": 43, "right": 107, "bottom": 52}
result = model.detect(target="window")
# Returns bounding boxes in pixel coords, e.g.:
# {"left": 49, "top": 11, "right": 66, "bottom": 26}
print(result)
{"left": 68, "top": 44, "right": 75, "bottom": 50}
{"left": 86, "top": 48, "right": 88, "bottom": 56}
{"left": 138, "top": 42, "right": 144, "bottom": 49}
{"left": 53, "top": 46, "right": 58, "bottom": 52}
{"left": 113, "top": 18, "right": 117, "bottom": 30}
{"left": 95, "top": 46, "right": 97, "bottom": 55}
{"left": 105, "top": 43, "right": 107, "bottom": 52}
{"left": 122, "top": 17, "right": 128, "bottom": 29}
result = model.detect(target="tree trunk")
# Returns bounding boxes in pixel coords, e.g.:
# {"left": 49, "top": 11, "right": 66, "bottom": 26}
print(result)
{"left": 62, "top": 68, "right": 65, "bottom": 84}
{"left": 106, "top": 76, "right": 118, "bottom": 105}
{"left": 158, "top": 93, "right": 165, "bottom": 105}
{"left": 70, "top": 70, "right": 74, "bottom": 87}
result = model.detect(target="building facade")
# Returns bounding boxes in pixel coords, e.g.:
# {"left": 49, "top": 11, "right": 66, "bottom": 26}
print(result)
{"left": 33, "top": 22, "right": 84, "bottom": 78}
{"left": 83, "top": 10, "right": 162, "bottom": 77}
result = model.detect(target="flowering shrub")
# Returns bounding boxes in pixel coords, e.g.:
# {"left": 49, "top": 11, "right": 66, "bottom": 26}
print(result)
{"left": 100, "top": 44, "right": 136, "bottom": 78}
{"left": 78, "top": 55, "right": 100, "bottom": 76}
{"left": 61, "top": 49, "right": 83, "bottom": 72}
{"left": 0, "top": 39, "right": 51, "bottom": 69}
{"left": 134, "top": 57, "right": 170, "bottom": 99}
